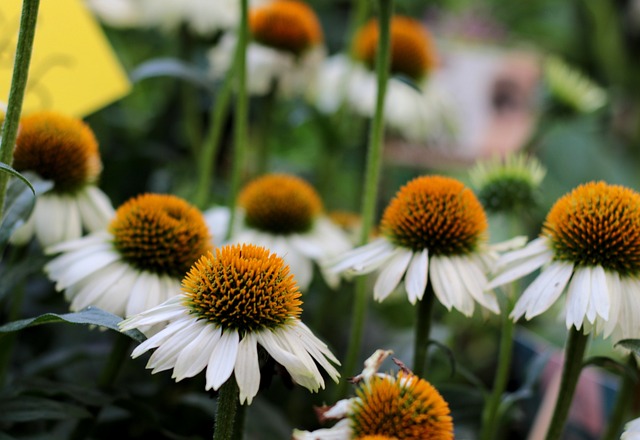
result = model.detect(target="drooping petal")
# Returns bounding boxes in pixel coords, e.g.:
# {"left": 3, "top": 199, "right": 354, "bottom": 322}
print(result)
{"left": 147, "top": 321, "right": 204, "bottom": 373}
{"left": 589, "top": 265, "right": 610, "bottom": 321}
{"left": 234, "top": 332, "right": 261, "bottom": 404}
{"left": 373, "top": 248, "right": 412, "bottom": 302}
{"left": 457, "top": 255, "right": 499, "bottom": 314}
{"left": 172, "top": 324, "right": 222, "bottom": 381}
{"left": 76, "top": 186, "right": 115, "bottom": 232}
{"left": 129, "top": 316, "right": 194, "bottom": 358}
{"left": 510, "top": 261, "right": 574, "bottom": 321}
{"left": 430, "top": 256, "right": 474, "bottom": 316}
{"left": 565, "top": 267, "right": 590, "bottom": 330}
{"left": 328, "top": 238, "right": 395, "bottom": 274}
{"left": 487, "top": 250, "right": 554, "bottom": 290}
{"left": 404, "top": 248, "right": 429, "bottom": 305}
{"left": 205, "top": 329, "right": 239, "bottom": 391}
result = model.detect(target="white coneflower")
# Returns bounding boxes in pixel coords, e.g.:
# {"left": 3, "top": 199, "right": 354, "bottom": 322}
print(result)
{"left": 45, "top": 194, "right": 212, "bottom": 320}
{"left": 330, "top": 175, "right": 501, "bottom": 316}
{"left": 209, "top": 0, "right": 325, "bottom": 97}
{"left": 10, "top": 112, "right": 114, "bottom": 248}
{"left": 119, "top": 243, "right": 340, "bottom": 405}
{"left": 308, "top": 16, "right": 456, "bottom": 144}
{"left": 293, "top": 349, "right": 454, "bottom": 439}
{"left": 488, "top": 181, "right": 640, "bottom": 339}
{"left": 211, "top": 173, "right": 352, "bottom": 290}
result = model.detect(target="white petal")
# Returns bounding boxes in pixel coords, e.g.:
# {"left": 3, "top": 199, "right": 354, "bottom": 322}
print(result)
{"left": 292, "top": 419, "right": 352, "bottom": 440}
{"left": 76, "top": 186, "right": 114, "bottom": 232}
{"left": 47, "top": 246, "right": 121, "bottom": 290}
{"left": 66, "top": 262, "right": 128, "bottom": 311}
{"left": 565, "top": 267, "right": 590, "bottom": 330}
{"left": 88, "top": 264, "right": 140, "bottom": 316}
{"left": 147, "top": 323, "right": 204, "bottom": 373}
{"left": 603, "top": 272, "right": 622, "bottom": 338}
{"left": 291, "top": 322, "right": 340, "bottom": 383}
{"left": 10, "top": 206, "right": 36, "bottom": 245}
{"left": 430, "top": 256, "right": 474, "bottom": 316}
{"left": 589, "top": 265, "right": 610, "bottom": 321}
{"left": 373, "top": 248, "right": 412, "bottom": 302}
{"left": 234, "top": 332, "right": 260, "bottom": 404}
{"left": 510, "top": 261, "right": 574, "bottom": 321}
{"left": 487, "top": 250, "right": 554, "bottom": 289}
{"left": 404, "top": 249, "right": 429, "bottom": 305}
{"left": 172, "top": 324, "right": 222, "bottom": 381}
{"left": 129, "top": 316, "right": 194, "bottom": 358}
{"left": 45, "top": 231, "right": 111, "bottom": 254}
{"left": 328, "top": 238, "right": 395, "bottom": 274}
{"left": 205, "top": 330, "right": 239, "bottom": 391}
{"left": 457, "top": 256, "right": 499, "bottom": 314}
{"left": 62, "top": 196, "right": 83, "bottom": 242}
{"left": 119, "top": 296, "right": 186, "bottom": 331}
{"left": 125, "top": 271, "right": 158, "bottom": 317}
{"left": 494, "top": 237, "right": 550, "bottom": 269}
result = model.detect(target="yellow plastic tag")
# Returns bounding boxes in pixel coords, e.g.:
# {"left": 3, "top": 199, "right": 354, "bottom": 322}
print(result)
{"left": 0, "top": 0, "right": 131, "bottom": 117}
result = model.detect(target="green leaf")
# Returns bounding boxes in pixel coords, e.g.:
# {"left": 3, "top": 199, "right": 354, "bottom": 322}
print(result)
{"left": 130, "top": 58, "right": 213, "bottom": 92}
{"left": 0, "top": 163, "right": 36, "bottom": 194}
{"left": 0, "top": 307, "right": 146, "bottom": 343}
{"left": 0, "top": 171, "right": 52, "bottom": 251}
{"left": 616, "top": 339, "right": 640, "bottom": 357}
{"left": 0, "top": 395, "right": 91, "bottom": 422}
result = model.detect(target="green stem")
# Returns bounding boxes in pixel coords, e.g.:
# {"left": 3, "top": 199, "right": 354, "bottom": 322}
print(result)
{"left": 544, "top": 327, "right": 589, "bottom": 440}
{"left": 193, "top": 43, "right": 239, "bottom": 209}
{"left": 213, "top": 378, "right": 240, "bottom": 440}
{"left": 0, "top": 0, "right": 41, "bottom": 217}
{"left": 601, "top": 356, "right": 638, "bottom": 440}
{"left": 226, "top": 0, "right": 249, "bottom": 240}
{"left": 479, "top": 291, "right": 515, "bottom": 440}
{"left": 412, "top": 283, "right": 435, "bottom": 377}
{"left": 254, "top": 86, "right": 276, "bottom": 177}
{"left": 339, "top": 0, "right": 393, "bottom": 396}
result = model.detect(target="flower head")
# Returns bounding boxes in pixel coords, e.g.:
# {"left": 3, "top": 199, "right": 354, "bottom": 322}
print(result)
{"left": 250, "top": 0, "right": 323, "bottom": 55}
{"left": 10, "top": 111, "right": 114, "bottom": 247}
{"left": 14, "top": 112, "right": 101, "bottom": 192}
{"left": 239, "top": 173, "right": 323, "bottom": 234}
{"left": 489, "top": 181, "right": 640, "bottom": 338}
{"left": 469, "top": 153, "right": 546, "bottom": 214}
{"left": 330, "top": 175, "right": 499, "bottom": 315}
{"left": 120, "top": 243, "right": 340, "bottom": 405}
{"left": 223, "top": 173, "right": 352, "bottom": 290}
{"left": 354, "top": 16, "right": 438, "bottom": 81}
{"left": 45, "top": 194, "right": 212, "bottom": 319}
{"left": 110, "top": 194, "right": 212, "bottom": 278}
{"left": 544, "top": 55, "right": 607, "bottom": 114}
{"left": 294, "top": 350, "right": 453, "bottom": 440}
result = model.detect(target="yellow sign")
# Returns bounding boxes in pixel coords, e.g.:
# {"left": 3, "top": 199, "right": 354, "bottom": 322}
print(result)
{"left": 0, "top": 0, "right": 131, "bottom": 117}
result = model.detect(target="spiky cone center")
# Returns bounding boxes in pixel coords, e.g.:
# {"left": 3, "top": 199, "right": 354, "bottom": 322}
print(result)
{"left": 249, "top": 0, "right": 323, "bottom": 56}
{"left": 354, "top": 16, "right": 438, "bottom": 82}
{"left": 350, "top": 373, "right": 454, "bottom": 439}
{"left": 380, "top": 175, "right": 488, "bottom": 255}
{"left": 13, "top": 112, "right": 101, "bottom": 192}
{"left": 182, "top": 244, "right": 302, "bottom": 332}
{"left": 239, "top": 174, "right": 323, "bottom": 234}
{"left": 543, "top": 181, "right": 640, "bottom": 275}
{"left": 357, "top": 436, "right": 399, "bottom": 440}
{"left": 110, "top": 194, "right": 212, "bottom": 277}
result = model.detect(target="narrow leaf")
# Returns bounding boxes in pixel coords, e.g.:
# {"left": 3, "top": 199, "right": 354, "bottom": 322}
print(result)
{"left": 0, "top": 163, "right": 36, "bottom": 195}
{"left": 0, "top": 307, "right": 146, "bottom": 343}
{"left": 131, "top": 58, "right": 213, "bottom": 92}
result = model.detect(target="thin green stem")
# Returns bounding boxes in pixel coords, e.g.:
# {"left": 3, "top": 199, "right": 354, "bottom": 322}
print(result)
{"left": 213, "top": 378, "right": 240, "bottom": 440}
{"left": 226, "top": 0, "right": 249, "bottom": 240}
{"left": 193, "top": 43, "right": 239, "bottom": 209}
{"left": 601, "top": 356, "right": 638, "bottom": 440}
{"left": 0, "top": 0, "right": 41, "bottom": 217}
{"left": 544, "top": 327, "right": 589, "bottom": 440}
{"left": 412, "top": 283, "right": 435, "bottom": 377}
{"left": 254, "top": 87, "right": 276, "bottom": 177}
{"left": 340, "top": 0, "right": 393, "bottom": 396}
{"left": 479, "top": 291, "right": 515, "bottom": 440}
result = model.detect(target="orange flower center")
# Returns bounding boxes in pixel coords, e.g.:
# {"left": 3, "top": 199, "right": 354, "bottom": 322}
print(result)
{"left": 354, "top": 16, "right": 438, "bottom": 81}
{"left": 110, "top": 194, "right": 212, "bottom": 277}
{"left": 544, "top": 181, "right": 640, "bottom": 275}
{"left": 13, "top": 112, "right": 101, "bottom": 192}
{"left": 182, "top": 244, "right": 302, "bottom": 332}
{"left": 239, "top": 174, "right": 323, "bottom": 234}
{"left": 350, "top": 373, "right": 454, "bottom": 439}
{"left": 250, "top": 0, "right": 323, "bottom": 55}
{"left": 381, "top": 176, "right": 487, "bottom": 255}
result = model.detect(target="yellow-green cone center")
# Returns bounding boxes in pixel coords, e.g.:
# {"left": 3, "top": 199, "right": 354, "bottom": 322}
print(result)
{"left": 181, "top": 244, "right": 302, "bottom": 332}
{"left": 110, "top": 194, "right": 212, "bottom": 277}
{"left": 543, "top": 181, "right": 640, "bottom": 275}
{"left": 380, "top": 176, "right": 488, "bottom": 255}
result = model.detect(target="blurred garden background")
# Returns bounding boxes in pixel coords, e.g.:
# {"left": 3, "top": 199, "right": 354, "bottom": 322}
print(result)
{"left": 2, "top": 0, "right": 640, "bottom": 438}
